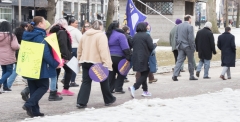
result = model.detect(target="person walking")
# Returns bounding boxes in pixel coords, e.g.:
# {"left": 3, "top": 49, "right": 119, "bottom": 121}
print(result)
{"left": 170, "top": 19, "right": 185, "bottom": 75}
{"left": 21, "top": 16, "right": 60, "bottom": 117}
{"left": 172, "top": 15, "right": 198, "bottom": 81}
{"left": 135, "top": 22, "right": 158, "bottom": 84}
{"left": 7, "top": 22, "right": 28, "bottom": 89}
{"left": 128, "top": 22, "right": 156, "bottom": 98}
{"left": 195, "top": 22, "right": 217, "bottom": 79}
{"left": 81, "top": 22, "right": 91, "bottom": 34}
{"left": 50, "top": 18, "right": 74, "bottom": 96}
{"left": 0, "top": 21, "right": 20, "bottom": 92}
{"left": 106, "top": 22, "right": 131, "bottom": 93}
{"left": 76, "top": 20, "right": 116, "bottom": 108}
{"left": 217, "top": 27, "right": 236, "bottom": 80}
{"left": 122, "top": 25, "right": 133, "bottom": 83}
{"left": 60, "top": 19, "right": 82, "bottom": 87}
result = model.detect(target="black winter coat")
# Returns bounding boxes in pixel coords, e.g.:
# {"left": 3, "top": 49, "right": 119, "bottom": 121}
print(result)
{"left": 132, "top": 32, "right": 155, "bottom": 72}
{"left": 217, "top": 32, "right": 236, "bottom": 67}
{"left": 50, "top": 25, "right": 72, "bottom": 60}
{"left": 195, "top": 27, "right": 216, "bottom": 60}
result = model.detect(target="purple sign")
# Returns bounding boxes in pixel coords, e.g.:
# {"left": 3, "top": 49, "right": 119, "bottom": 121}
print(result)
{"left": 89, "top": 63, "right": 109, "bottom": 82}
{"left": 118, "top": 59, "right": 131, "bottom": 76}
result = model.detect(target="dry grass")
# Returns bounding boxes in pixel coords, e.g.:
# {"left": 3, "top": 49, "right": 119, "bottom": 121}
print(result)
{"left": 156, "top": 47, "right": 240, "bottom": 66}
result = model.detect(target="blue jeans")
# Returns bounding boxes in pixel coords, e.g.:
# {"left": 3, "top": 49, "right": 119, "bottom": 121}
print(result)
{"left": 63, "top": 48, "right": 77, "bottom": 83}
{"left": 49, "top": 76, "right": 57, "bottom": 91}
{"left": 0, "top": 64, "right": 14, "bottom": 88}
{"left": 7, "top": 64, "right": 18, "bottom": 88}
{"left": 196, "top": 59, "right": 210, "bottom": 77}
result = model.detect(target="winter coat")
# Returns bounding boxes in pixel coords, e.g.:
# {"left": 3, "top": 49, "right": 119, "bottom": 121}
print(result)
{"left": 0, "top": 32, "right": 19, "bottom": 65}
{"left": 195, "top": 27, "right": 216, "bottom": 60}
{"left": 108, "top": 30, "right": 131, "bottom": 60}
{"left": 132, "top": 32, "right": 155, "bottom": 72}
{"left": 50, "top": 25, "right": 72, "bottom": 60}
{"left": 22, "top": 27, "right": 59, "bottom": 79}
{"left": 67, "top": 26, "right": 82, "bottom": 48}
{"left": 217, "top": 32, "right": 236, "bottom": 67}
{"left": 169, "top": 25, "right": 178, "bottom": 51}
{"left": 77, "top": 28, "right": 113, "bottom": 71}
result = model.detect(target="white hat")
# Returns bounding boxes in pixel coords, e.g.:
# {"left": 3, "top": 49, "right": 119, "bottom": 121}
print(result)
{"left": 204, "top": 21, "right": 212, "bottom": 29}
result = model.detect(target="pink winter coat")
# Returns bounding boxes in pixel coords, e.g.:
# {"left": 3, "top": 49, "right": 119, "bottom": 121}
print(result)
{"left": 0, "top": 32, "right": 20, "bottom": 65}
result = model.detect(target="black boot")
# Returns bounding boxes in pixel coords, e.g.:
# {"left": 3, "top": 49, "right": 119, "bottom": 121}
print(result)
{"left": 48, "top": 91, "right": 63, "bottom": 101}
{"left": 21, "top": 87, "right": 30, "bottom": 101}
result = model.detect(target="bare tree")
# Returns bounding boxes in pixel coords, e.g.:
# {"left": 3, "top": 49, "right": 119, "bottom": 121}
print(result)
{"left": 206, "top": 0, "right": 220, "bottom": 33}
{"left": 224, "top": 0, "right": 229, "bottom": 27}
{"left": 47, "top": 0, "right": 58, "bottom": 24}
{"left": 106, "top": 0, "right": 115, "bottom": 29}
{"left": 236, "top": 0, "right": 240, "bottom": 28}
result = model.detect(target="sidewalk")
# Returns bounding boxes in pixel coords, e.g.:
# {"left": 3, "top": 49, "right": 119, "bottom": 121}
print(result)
{"left": 0, "top": 61, "right": 240, "bottom": 122}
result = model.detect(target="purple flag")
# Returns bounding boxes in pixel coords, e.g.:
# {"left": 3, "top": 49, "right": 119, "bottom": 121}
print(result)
{"left": 126, "top": 0, "right": 147, "bottom": 36}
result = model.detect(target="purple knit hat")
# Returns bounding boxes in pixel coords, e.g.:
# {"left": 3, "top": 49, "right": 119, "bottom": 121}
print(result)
{"left": 175, "top": 19, "right": 182, "bottom": 25}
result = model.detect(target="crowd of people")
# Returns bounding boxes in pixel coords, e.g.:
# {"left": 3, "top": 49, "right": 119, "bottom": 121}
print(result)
{"left": 0, "top": 14, "right": 236, "bottom": 117}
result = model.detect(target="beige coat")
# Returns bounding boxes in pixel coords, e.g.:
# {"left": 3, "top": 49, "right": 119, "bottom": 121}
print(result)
{"left": 77, "top": 28, "right": 112, "bottom": 71}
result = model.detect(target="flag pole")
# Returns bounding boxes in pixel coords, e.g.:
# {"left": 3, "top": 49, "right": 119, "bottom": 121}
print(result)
{"left": 137, "top": 0, "right": 176, "bottom": 25}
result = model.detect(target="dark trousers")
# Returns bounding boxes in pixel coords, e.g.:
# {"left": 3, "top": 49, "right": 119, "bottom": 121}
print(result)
{"left": 134, "top": 70, "right": 149, "bottom": 91}
{"left": 135, "top": 72, "right": 154, "bottom": 81}
{"left": 56, "top": 64, "right": 72, "bottom": 90}
{"left": 173, "top": 50, "right": 178, "bottom": 63}
{"left": 63, "top": 48, "right": 77, "bottom": 83}
{"left": 77, "top": 63, "right": 115, "bottom": 105}
{"left": 25, "top": 78, "right": 49, "bottom": 115}
{"left": 108, "top": 56, "right": 125, "bottom": 92}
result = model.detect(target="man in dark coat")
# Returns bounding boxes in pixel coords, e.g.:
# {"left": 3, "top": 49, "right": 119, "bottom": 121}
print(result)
{"left": 195, "top": 22, "right": 217, "bottom": 79}
{"left": 217, "top": 27, "right": 236, "bottom": 80}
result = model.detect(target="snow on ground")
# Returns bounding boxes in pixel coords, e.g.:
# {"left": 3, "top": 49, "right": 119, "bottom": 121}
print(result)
{"left": 23, "top": 88, "right": 240, "bottom": 122}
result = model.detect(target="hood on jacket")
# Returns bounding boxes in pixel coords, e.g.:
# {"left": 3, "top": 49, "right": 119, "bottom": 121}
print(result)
{"left": 22, "top": 27, "right": 46, "bottom": 42}
{"left": 67, "top": 26, "right": 77, "bottom": 32}
{"left": 84, "top": 28, "right": 102, "bottom": 36}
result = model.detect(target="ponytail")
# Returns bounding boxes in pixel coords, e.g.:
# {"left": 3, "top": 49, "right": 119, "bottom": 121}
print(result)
{"left": 27, "top": 16, "right": 44, "bottom": 32}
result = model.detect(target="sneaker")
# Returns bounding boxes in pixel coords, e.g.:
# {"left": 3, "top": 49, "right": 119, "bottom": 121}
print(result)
{"left": 69, "top": 82, "right": 79, "bottom": 87}
{"left": 61, "top": 89, "right": 74, "bottom": 96}
{"left": 128, "top": 86, "right": 135, "bottom": 98}
{"left": 142, "top": 91, "right": 152, "bottom": 97}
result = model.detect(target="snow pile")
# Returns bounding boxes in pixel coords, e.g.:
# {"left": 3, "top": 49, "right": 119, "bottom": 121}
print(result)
{"left": 23, "top": 88, "right": 240, "bottom": 122}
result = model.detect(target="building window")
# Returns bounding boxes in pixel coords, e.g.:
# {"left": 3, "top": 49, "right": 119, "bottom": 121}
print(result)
{"left": 92, "top": 4, "right": 95, "bottom": 13}
{"left": 81, "top": 3, "right": 87, "bottom": 14}
{"left": 74, "top": 3, "right": 78, "bottom": 19}
{"left": 63, "top": 1, "right": 71, "bottom": 13}
{"left": 135, "top": 1, "right": 173, "bottom": 15}
{"left": 0, "top": 7, "right": 12, "bottom": 22}
{"left": 97, "top": 4, "right": 101, "bottom": 13}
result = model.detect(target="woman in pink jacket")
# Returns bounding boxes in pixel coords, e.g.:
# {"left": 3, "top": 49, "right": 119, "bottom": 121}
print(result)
{"left": 0, "top": 21, "right": 20, "bottom": 93}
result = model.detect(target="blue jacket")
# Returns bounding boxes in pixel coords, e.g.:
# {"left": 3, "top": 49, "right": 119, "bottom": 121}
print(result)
{"left": 22, "top": 27, "right": 59, "bottom": 79}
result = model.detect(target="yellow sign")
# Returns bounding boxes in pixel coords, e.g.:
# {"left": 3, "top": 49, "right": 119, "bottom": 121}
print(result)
{"left": 44, "top": 33, "right": 62, "bottom": 64}
{"left": 16, "top": 41, "right": 44, "bottom": 79}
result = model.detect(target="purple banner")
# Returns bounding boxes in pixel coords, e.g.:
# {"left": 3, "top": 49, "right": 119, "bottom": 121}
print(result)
{"left": 118, "top": 59, "right": 131, "bottom": 76}
{"left": 89, "top": 63, "right": 109, "bottom": 82}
